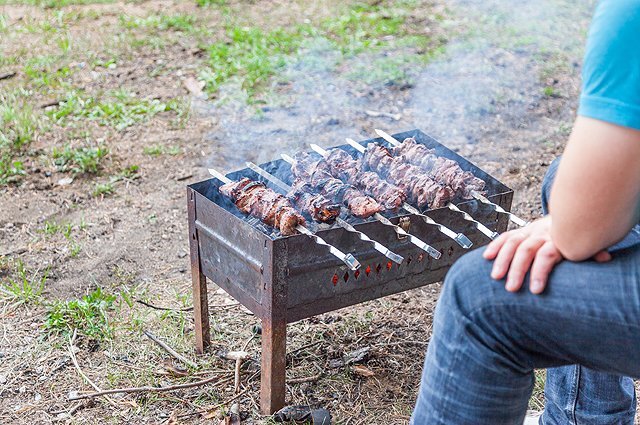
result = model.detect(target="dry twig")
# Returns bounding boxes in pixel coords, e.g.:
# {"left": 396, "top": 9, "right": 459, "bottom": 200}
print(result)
{"left": 143, "top": 330, "right": 198, "bottom": 369}
{"left": 68, "top": 374, "right": 220, "bottom": 401}
{"left": 68, "top": 329, "right": 119, "bottom": 408}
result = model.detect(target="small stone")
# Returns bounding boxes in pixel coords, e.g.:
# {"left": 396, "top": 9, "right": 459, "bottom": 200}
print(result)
{"left": 177, "top": 252, "right": 187, "bottom": 258}
{"left": 19, "top": 386, "right": 26, "bottom": 393}
{"left": 57, "top": 177, "right": 73, "bottom": 186}
{"left": 0, "top": 374, "right": 6, "bottom": 384}
{"left": 34, "top": 393, "right": 41, "bottom": 402}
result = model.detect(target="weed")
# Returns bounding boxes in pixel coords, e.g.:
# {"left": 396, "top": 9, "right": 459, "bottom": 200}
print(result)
{"left": 69, "top": 242, "right": 82, "bottom": 258}
{"left": 201, "top": 25, "right": 307, "bottom": 95}
{"left": 120, "top": 13, "right": 196, "bottom": 33}
{"left": 23, "top": 55, "right": 72, "bottom": 88}
{"left": 41, "top": 220, "right": 62, "bottom": 235}
{"left": 118, "top": 164, "right": 139, "bottom": 180}
{"left": 0, "top": 91, "right": 41, "bottom": 148}
{"left": 143, "top": 145, "right": 180, "bottom": 156}
{"left": 93, "top": 182, "right": 114, "bottom": 197}
{"left": 543, "top": 86, "right": 561, "bottom": 98}
{"left": 321, "top": 6, "right": 404, "bottom": 56}
{"left": 45, "top": 287, "right": 117, "bottom": 340}
{"left": 0, "top": 14, "right": 7, "bottom": 32}
{"left": 52, "top": 144, "right": 108, "bottom": 174}
{"left": 196, "top": 0, "right": 226, "bottom": 6}
{"left": 48, "top": 90, "right": 183, "bottom": 130}
{"left": 0, "top": 261, "right": 48, "bottom": 307}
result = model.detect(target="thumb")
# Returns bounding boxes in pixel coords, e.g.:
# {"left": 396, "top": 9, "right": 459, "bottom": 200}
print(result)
{"left": 593, "top": 250, "right": 612, "bottom": 263}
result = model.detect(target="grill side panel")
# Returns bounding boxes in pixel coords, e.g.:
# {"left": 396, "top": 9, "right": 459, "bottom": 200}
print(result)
{"left": 191, "top": 186, "right": 270, "bottom": 318}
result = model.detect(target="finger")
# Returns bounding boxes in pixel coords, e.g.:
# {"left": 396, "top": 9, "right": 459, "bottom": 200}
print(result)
{"left": 529, "top": 241, "right": 563, "bottom": 294}
{"left": 594, "top": 250, "right": 612, "bottom": 263}
{"left": 505, "top": 238, "right": 545, "bottom": 292}
{"left": 490, "top": 234, "right": 526, "bottom": 280}
{"left": 483, "top": 232, "right": 510, "bottom": 260}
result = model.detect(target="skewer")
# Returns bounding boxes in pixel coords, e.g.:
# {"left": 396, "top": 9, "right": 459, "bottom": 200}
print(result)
{"left": 246, "top": 161, "right": 404, "bottom": 265}
{"left": 306, "top": 147, "right": 442, "bottom": 260}
{"left": 374, "top": 129, "right": 529, "bottom": 228}
{"left": 208, "top": 168, "right": 361, "bottom": 271}
{"left": 340, "top": 139, "right": 474, "bottom": 248}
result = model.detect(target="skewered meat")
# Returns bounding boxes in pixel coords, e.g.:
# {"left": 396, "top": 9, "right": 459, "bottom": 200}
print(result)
{"left": 361, "top": 143, "right": 455, "bottom": 209}
{"left": 291, "top": 152, "right": 384, "bottom": 218}
{"left": 392, "top": 138, "right": 486, "bottom": 198}
{"left": 220, "top": 177, "right": 305, "bottom": 235}
{"left": 287, "top": 181, "right": 341, "bottom": 223}
{"left": 317, "top": 149, "right": 406, "bottom": 211}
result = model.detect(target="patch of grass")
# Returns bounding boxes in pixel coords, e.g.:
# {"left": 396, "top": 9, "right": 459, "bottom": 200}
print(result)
{"left": 196, "top": 0, "right": 226, "bottom": 6}
{"left": 23, "top": 56, "right": 73, "bottom": 89}
{"left": 92, "top": 181, "right": 114, "bottom": 197}
{"left": 0, "top": 91, "right": 41, "bottom": 148}
{"left": 542, "top": 86, "right": 561, "bottom": 98}
{"left": 52, "top": 144, "right": 108, "bottom": 174}
{"left": 40, "top": 219, "right": 63, "bottom": 236}
{"left": 44, "top": 287, "right": 117, "bottom": 340}
{"left": 320, "top": 6, "right": 404, "bottom": 55}
{"left": 0, "top": 261, "right": 48, "bottom": 307}
{"left": 119, "top": 13, "right": 197, "bottom": 33}
{"left": 0, "top": 90, "right": 44, "bottom": 184}
{"left": 0, "top": 0, "right": 116, "bottom": 7}
{"left": 0, "top": 14, "right": 8, "bottom": 32}
{"left": 529, "top": 369, "right": 546, "bottom": 411}
{"left": 201, "top": 25, "right": 308, "bottom": 95}
{"left": 200, "top": 3, "right": 442, "bottom": 99}
{"left": 143, "top": 145, "right": 180, "bottom": 156}
{"left": 48, "top": 90, "right": 183, "bottom": 130}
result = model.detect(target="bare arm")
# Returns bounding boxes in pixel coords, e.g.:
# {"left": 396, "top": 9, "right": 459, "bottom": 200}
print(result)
{"left": 549, "top": 116, "right": 640, "bottom": 261}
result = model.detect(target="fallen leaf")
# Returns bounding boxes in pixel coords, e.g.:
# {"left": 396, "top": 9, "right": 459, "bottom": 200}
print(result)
{"left": 352, "top": 364, "right": 375, "bottom": 377}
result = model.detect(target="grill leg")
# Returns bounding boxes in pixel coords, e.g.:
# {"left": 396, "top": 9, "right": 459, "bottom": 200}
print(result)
{"left": 260, "top": 317, "right": 286, "bottom": 415}
{"left": 188, "top": 188, "right": 211, "bottom": 354}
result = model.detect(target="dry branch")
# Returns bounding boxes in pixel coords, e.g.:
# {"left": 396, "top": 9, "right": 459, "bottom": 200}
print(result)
{"left": 143, "top": 330, "right": 198, "bottom": 369}
{"left": 68, "top": 329, "right": 119, "bottom": 408}
{"left": 68, "top": 374, "right": 220, "bottom": 401}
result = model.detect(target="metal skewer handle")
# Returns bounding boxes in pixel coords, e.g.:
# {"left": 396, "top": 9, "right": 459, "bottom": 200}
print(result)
{"left": 308, "top": 145, "right": 441, "bottom": 260}
{"left": 447, "top": 203, "right": 499, "bottom": 240}
{"left": 374, "top": 128, "right": 528, "bottom": 228}
{"left": 470, "top": 191, "right": 528, "bottom": 227}
{"left": 344, "top": 138, "right": 473, "bottom": 249}
{"left": 248, "top": 160, "right": 404, "bottom": 265}
{"left": 208, "top": 168, "right": 361, "bottom": 271}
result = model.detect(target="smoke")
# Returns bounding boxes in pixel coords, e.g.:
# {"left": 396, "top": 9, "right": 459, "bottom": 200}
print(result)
{"left": 203, "top": 0, "right": 596, "bottom": 171}
{"left": 406, "top": 0, "right": 595, "bottom": 149}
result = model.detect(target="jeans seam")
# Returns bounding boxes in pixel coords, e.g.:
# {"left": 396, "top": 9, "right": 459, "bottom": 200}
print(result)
{"left": 570, "top": 365, "right": 580, "bottom": 425}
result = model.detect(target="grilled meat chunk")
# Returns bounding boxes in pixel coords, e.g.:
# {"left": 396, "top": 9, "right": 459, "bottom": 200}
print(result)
{"left": 219, "top": 177, "right": 305, "bottom": 235}
{"left": 287, "top": 182, "right": 341, "bottom": 223}
{"left": 392, "top": 137, "right": 486, "bottom": 198}
{"left": 361, "top": 143, "right": 455, "bottom": 209}
{"left": 318, "top": 149, "right": 406, "bottom": 211}
{"left": 291, "top": 152, "right": 383, "bottom": 218}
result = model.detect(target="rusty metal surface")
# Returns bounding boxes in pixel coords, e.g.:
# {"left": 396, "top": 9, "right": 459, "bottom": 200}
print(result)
{"left": 188, "top": 129, "right": 514, "bottom": 409}
{"left": 188, "top": 187, "right": 211, "bottom": 354}
{"left": 188, "top": 129, "right": 513, "bottom": 324}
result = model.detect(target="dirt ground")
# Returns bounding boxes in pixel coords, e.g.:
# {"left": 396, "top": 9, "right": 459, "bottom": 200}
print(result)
{"left": 1, "top": 0, "right": 622, "bottom": 424}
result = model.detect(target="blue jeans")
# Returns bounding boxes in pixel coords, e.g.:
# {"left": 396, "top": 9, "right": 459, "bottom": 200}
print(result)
{"left": 412, "top": 158, "right": 640, "bottom": 425}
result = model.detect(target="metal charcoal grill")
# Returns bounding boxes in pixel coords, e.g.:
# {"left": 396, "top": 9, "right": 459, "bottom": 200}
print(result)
{"left": 187, "top": 129, "right": 514, "bottom": 414}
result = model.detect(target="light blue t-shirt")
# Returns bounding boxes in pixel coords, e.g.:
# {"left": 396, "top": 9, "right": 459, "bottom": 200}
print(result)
{"left": 579, "top": 0, "right": 640, "bottom": 130}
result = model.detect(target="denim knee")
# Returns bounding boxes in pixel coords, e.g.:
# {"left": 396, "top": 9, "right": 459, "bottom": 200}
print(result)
{"left": 541, "top": 157, "right": 561, "bottom": 213}
{"left": 441, "top": 249, "right": 499, "bottom": 319}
